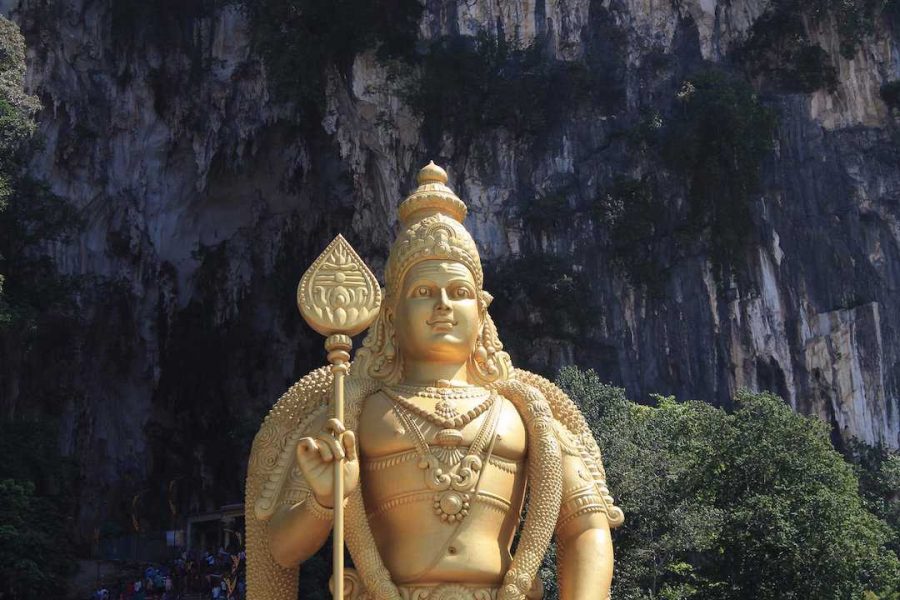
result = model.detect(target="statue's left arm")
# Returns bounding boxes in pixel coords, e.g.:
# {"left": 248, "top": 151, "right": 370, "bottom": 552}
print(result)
{"left": 554, "top": 437, "right": 614, "bottom": 600}
{"left": 507, "top": 371, "right": 621, "bottom": 600}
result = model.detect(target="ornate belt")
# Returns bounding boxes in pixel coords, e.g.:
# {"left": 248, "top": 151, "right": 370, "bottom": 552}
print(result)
{"left": 333, "top": 570, "right": 543, "bottom": 600}
{"left": 398, "top": 583, "right": 500, "bottom": 600}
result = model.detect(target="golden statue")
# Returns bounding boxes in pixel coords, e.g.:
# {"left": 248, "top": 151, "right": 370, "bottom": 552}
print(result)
{"left": 245, "top": 162, "right": 623, "bottom": 600}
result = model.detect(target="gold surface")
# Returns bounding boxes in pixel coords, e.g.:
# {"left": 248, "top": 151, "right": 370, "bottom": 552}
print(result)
{"left": 297, "top": 234, "right": 382, "bottom": 337}
{"left": 297, "top": 235, "right": 381, "bottom": 600}
{"left": 246, "top": 163, "right": 621, "bottom": 600}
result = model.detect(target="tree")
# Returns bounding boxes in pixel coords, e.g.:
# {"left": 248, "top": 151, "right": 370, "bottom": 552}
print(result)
{"left": 846, "top": 441, "right": 900, "bottom": 555}
{"left": 0, "top": 480, "right": 71, "bottom": 598}
{"left": 554, "top": 366, "right": 900, "bottom": 599}
{"left": 0, "top": 15, "right": 39, "bottom": 324}
{"left": 0, "top": 419, "right": 77, "bottom": 598}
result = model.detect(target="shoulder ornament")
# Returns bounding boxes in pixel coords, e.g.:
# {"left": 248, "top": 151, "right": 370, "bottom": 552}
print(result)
{"left": 510, "top": 369, "right": 624, "bottom": 528}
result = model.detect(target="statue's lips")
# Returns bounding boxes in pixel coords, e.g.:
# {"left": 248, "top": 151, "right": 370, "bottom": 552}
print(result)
{"left": 427, "top": 319, "right": 457, "bottom": 328}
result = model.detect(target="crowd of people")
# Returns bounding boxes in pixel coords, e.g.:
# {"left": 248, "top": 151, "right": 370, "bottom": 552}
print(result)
{"left": 91, "top": 548, "right": 246, "bottom": 600}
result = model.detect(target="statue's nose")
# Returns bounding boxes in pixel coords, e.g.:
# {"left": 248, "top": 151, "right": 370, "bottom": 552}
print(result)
{"left": 435, "top": 288, "right": 451, "bottom": 311}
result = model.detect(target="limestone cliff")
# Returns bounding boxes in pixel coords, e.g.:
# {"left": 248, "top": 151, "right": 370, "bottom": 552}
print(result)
{"left": 0, "top": 0, "right": 898, "bottom": 537}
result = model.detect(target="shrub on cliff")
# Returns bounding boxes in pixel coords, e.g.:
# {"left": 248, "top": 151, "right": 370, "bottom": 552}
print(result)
{"left": 806, "top": 0, "right": 886, "bottom": 59}
{"left": 242, "top": 0, "right": 422, "bottom": 113}
{"left": 734, "top": 8, "right": 838, "bottom": 94}
{"left": 554, "top": 366, "right": 900, "bottom": 599}
{"left": 754, "top": 0, "right": 888, "bottom": 60}
{"left": 0, "top": 15, "right": 77, "bottom": 330}
{"left": 594, "top": 176, "right": 673, "bottom": 294}
{"left": 483, "top": 254, "right": 602, "bottom": 373}
{"left": 0, "top": 15, "right": 40, "bottom": 325}
{"left": 407, "top": 33, "right": 604, "bottom": 148}
{"left": 663, "top": 70, "right": 776, "bottom": 279}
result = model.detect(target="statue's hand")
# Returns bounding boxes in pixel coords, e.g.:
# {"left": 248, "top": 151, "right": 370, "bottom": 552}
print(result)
{"left": 296, "top": 418, "right": 360, "bottom": 508}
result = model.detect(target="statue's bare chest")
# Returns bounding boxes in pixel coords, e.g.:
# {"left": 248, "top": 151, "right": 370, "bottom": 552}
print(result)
{"left": 358, "top": 390, "right": 527, "bottom": 462}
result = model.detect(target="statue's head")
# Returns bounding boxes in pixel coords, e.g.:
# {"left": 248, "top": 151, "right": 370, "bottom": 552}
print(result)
{"left": 358, "top": 162, "right": 511, "bottom": 385}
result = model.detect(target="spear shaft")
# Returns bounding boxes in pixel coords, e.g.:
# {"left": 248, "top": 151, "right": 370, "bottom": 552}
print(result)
{"left": 325, "top": 335, "right": 352, "bottom": 600}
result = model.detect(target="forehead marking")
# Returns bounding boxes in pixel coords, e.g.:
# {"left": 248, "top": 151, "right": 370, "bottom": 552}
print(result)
{"left": 407, "top": 260, "right": 472, "bottom": 277}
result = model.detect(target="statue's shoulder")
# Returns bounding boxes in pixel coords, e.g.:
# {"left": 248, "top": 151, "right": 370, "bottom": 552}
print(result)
{"left": 505, "top": 369, "right": 624, "bottom": 528}
{"left": 501, "top": 368, "right": 590, "bottom": 430}
{"left": 258, "top": 366, "right": 333, "bottom": 434}
{"left": 493, "top": 369, "right": 585, "bottom": 452}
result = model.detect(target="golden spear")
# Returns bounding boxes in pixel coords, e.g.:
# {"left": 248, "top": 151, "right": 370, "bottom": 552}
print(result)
{"left": 296, "top": 234, "right": 381, "bottom": 600}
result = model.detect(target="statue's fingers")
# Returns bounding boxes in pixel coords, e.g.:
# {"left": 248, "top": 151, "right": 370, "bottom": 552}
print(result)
{"left": 296, "top": 438, "right": 320, "bottom": 469}
{"left": 316, "top": 433, "right": 345, "bottom": 462}
{"left": 341, "top": 430, "right": 358, "bottom": 461}
{"left": 324, "top": 418, "right": 346, "bottom": 436}
{"left": 316, "top": 439, "right": 334, "bottom": 462}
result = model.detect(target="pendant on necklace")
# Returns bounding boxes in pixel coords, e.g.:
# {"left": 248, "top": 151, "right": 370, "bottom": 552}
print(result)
{"left": 433, "top": 491, "right": 471, "bottom": 522}
{"left": 433, "top": 428, "right": 464, "bottom": 447}
{"left": 434, "top": 397, "right": 460, "bottom": 421}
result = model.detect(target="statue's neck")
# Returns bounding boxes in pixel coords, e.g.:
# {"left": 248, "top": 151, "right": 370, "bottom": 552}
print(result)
{"left": 400, "top": 359, "right": 470, "bottom": 387}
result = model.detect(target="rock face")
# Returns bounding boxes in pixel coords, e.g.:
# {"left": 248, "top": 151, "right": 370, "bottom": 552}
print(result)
{"left": 0, "top": 0, "right": 898, "bottom": 537}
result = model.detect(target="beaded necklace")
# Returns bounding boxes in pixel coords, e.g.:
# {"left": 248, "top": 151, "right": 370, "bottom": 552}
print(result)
{"left": 382, "top": 387, "right": 495, "bottom": 430}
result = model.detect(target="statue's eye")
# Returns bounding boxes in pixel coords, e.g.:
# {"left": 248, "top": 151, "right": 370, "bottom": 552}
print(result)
{"left": 416, "top": 286, "right": 430, "bottom": 297}
{"left": 454, "top": 287, "right": 471, "bottom": 299}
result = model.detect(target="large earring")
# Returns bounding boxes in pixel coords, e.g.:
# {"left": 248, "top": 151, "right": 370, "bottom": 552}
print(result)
{"left": 383, "top": 310, "right": 396, "bottom": 361}
{"left": 474, "top": 331, "right": 489, "bottom": 365}
{"left": 366, "top": 307, "right": 395, "bottom": 379}
{"left": 470, "top": 317, "right": 499, "bottom": 381}
{"left": 475, "top": 291, "right": 493, "bottom": 367}
{"left": 380, "top": 308, "right": 404, "bottom": 383}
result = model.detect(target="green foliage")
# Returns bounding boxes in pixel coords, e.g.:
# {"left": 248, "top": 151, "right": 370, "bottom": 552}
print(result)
{"left": 0, "top": 420, "right": 78, "bottom": 598}
{"left": 487, "top": 255, "right": 600, "bottom": 340}
{"left": 845, "top": 441, "right": 900, "bottom": 554}
{"left": 408, "top": 33, "right": 604, "bottom": 147}
{"left": 611, "top": 71, "right": 775, "bottom": 287}
{"left": 0, "top": 16, "right": 38, "bottom": 204}
{"left": 0, "top": 480, "right": 68, "bottom": 598}
{"left": 555, "top": 366, "right": 900, "bottom": 599}
{"left": 0, "top": 272, "right": 6, "bottom": 325}
{"left": 662, "top": 70, "right": 776, "bottom": 278}
{"left": 0, "top": 177, "right": 79, "bottom": 330}
{"left": 0, "top": 420, "right": 78, "bottom": 488}
{"left": 735, "top": 9, "right": 837, "bottom": 93}
{"left": 520, "top": 176, "right": 580, "bottom": 231}
{"left": 520, "top": 190, "right": 572, "bottom": 231}
{"left": 484, "top": 255, "right": 600, "bottom": 373}
{"left": 595, "top": 176, "right": 670, "bottom": 293}
{"left": 881, "top": 80, "right": 900, "bottom": 111}
{"left": 0, "top": 15, "right": 43, "bottom": 326}
{"left": 752, "top": 0, "right": 884, "bottom": 59}
{"left": 805, "top": 0, "right": 886, "bottom": 59}
{"left": 242, "top": 0, "right": 422, "bottom": 112}
{"left": 735, "top": 0, "right": 892, "bottom": 88}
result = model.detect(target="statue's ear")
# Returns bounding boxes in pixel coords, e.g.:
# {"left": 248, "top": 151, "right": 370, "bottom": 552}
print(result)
{"left": 481, "top": 290, "right": 494, "bottom": 308}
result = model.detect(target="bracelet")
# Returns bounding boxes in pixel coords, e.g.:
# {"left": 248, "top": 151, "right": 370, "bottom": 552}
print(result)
{"left": 306, "top": 495, "right": 335, "bottom": 521}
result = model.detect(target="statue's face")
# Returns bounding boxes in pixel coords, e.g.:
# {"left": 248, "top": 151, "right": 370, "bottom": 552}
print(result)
{"left": 393, "top": 259, "right": 481, "bottom": 365}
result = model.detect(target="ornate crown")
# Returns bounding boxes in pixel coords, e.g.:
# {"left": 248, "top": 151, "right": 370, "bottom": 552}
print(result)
{"left": 384, "top": 162, "right": 483, "bottom": 299}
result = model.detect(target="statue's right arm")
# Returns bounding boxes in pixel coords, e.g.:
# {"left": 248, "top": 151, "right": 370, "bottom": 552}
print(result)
{"left": 266, "top": 412, "right": 359, "bottom": 568}
{"left": 267, "top": 495, "right": 333, "bottom": 567}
